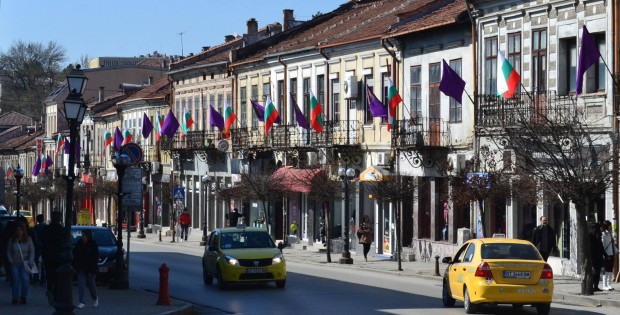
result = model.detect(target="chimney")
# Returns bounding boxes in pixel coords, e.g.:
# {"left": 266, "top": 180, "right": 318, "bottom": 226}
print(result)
{"left": 98, "top": 87, "right": 104, "bottom": 102}
{"left": 148, "top": 76, "right": 153, "bottom": 85}
{"left": 202, "top": 46, "right": 211, "bottom": 51}
{"left": 283, "top": 9, "right": 294, "bottom": 31}
{"left": 247, "top": 18, "right": 258, "bottom": 35}
{"left": 225, "top": 35, "right": 235, "bottom": 42}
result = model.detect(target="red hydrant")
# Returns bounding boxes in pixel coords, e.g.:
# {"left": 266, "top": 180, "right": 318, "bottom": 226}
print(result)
{"left": 156, "top": 263, "right": 171, "bottom": 305}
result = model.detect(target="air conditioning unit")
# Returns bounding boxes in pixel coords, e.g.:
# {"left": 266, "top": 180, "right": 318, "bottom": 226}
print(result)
{"left": 344, "top": 75, "right": 358, "bottom": 99}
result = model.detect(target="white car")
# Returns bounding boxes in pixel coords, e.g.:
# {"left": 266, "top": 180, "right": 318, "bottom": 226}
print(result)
{"left": 0, "top": 205, "right": 8, "bottom": 216}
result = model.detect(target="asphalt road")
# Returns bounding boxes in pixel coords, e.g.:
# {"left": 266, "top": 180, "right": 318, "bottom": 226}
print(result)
{"left": 128, "top": 242, "right": 618, "bottom": 315}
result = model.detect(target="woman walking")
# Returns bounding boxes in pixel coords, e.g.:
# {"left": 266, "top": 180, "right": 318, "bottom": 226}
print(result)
{"left": 601, "top": 220, "right": 617, "bottom": 291}
{"left": 73, "top": 229, "right": 99, "bottom": 308}
{"left": 6, "top": 223, "right": 35, "bottom": 304}
{"left": 358, "top": 215, "right": 374, "bottom": 262}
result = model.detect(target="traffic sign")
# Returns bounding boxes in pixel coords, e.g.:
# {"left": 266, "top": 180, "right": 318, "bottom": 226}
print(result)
{"left": 120, "top": 143, "right": 143, "bottom": 166}
{"left": 173, "top": 187, "right": 185, "bottom": 200}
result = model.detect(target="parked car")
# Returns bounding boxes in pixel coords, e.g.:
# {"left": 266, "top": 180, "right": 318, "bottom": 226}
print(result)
{"left": 0, "top": 205, "right": 8, "bottom": 216}
{"left": 202, "top": 226, "right": 286, "bottom": 289}
{"left": 71, "top": 226, "right": 123, "bottom": 283}
{"left": 441, "top": 238, "right": 553, "bottom": 315}
{"left": 12, "top": 210, "right": 34, "bottom": 227}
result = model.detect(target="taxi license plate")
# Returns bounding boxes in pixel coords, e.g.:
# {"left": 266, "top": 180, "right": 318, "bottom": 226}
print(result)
{"left": 503, "top": 271, "right": 530, "bottom": 279}
{"left": 99, "top": 266, "right": 108, "bottom": 273}
{"left": 246, "top": 268, "right": 267, "bottom": 274}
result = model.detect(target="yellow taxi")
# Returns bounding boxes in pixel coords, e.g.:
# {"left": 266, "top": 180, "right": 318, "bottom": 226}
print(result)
{"left": 441, "top": 238, "right": 553, "bottom": 315}
{"left": 202, "top": 226, "right": 286, "bottom": 289}
{"left": 13, "top": 210, "right": 35, "bottom": 228}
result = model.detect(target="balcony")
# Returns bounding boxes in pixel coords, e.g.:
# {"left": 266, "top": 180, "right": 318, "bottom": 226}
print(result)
{"left": 160, "top": 130, "right": 224, "bottom": 151}
{"left": 478, "top": 90, "right": 577, "bottom": 127}
{"left": 230, "top": 120, "right": 361, "bottom": 151}
{"left": 391, "top": 117, "right": 449, "bottom": 149}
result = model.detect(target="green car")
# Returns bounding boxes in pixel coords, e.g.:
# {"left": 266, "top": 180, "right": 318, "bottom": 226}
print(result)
{"left": 202, "top": 226, "right": 286, "bottom": 289}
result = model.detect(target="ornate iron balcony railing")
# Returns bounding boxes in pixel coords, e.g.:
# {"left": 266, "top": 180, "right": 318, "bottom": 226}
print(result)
{"left": 160, "top": 130, "right": 224, "bottom": 151}
{"left": 391, "top": 117, "right": 449, "bottom": 148}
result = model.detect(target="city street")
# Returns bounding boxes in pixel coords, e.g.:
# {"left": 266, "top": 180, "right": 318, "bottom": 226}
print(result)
{"left": 128, "top": 240, "right": 620, "bottom": 315}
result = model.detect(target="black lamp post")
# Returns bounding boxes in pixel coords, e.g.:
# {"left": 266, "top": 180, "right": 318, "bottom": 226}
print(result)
{"left": 110, "top": 152, "right": 130, "bottom": 289}
{"left": 13, "top": 164, "right": 25, "bottom": 213}
{"left": 200, "top": 174, "right": 210, "bottom": 246}
{"left": 338, "top": 167, "right": 355, "bottom": 264}
{"left": 55, "top": 65, "right": 88, "bottom": 315}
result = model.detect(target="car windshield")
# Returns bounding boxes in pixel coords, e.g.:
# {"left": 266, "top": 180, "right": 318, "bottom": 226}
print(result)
{"left": 481, "top": 243, "right": 541, "bottom": 260}
{"left": 220, "top": 231, "right": 275, "bottom": 249}
{"left": 71, "top": 229, "right": 117, "bottom": 246}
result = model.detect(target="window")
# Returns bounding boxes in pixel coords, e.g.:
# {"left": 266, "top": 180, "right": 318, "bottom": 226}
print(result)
{"left": 595, "top": 34, "right": 606, "bottom": 91}
{"left": 251, "top": 85, "right": 258, "bottom": 129}
{"left": 448, "top": 59, "right": 462, "bottom": 122}
{"left": 507, "top": 32, "right": 521, "bottom": 94}
{"left": 194, "top": 96, "right": 200, "bottom": 130}
{"left": 410, "top": 66, "right": 422, "bottom": 123}
{"left": 364, "top": 74, "right": 374, "bottom": 124}
{"left": 484, "top": 37, "right": 498, "bottom": 94}
{"left": 560, "top": 38, "right": 577, "bottom": 94}
{"left": 181, "top": 98, "right": 186, "bottom": 119}
{"left": 317, "top": 74, "right": 325, "bottom": 124}
{"left": 277, "top": 80, "right": 284, "bottom": 124}
{"left": 175, "top": 98, "right": 181, "bottom": 119}
{"left": 303, "top": 78, "right": 311, "bottom": 123}
{"left": 240, "top": 87, "right": 247, "bottom": 128}
{"left": 187, "top": 97, "right": 193, "bottom": 131}
{"left": 209, "top": 94, "right": 216, "bottom": 131}
{"left": 532, "top": 29, "right": 547, "bottom": 92}
{"left": 262, "top": 82, "right": 270, "bottom": 101}
{"left": 463, "top": 243, "right": 476, "bottom": 263}
{"left": 429, "top": 63, "right": 441, "bottom": 119}
{"left": 290, "top": 77, "right": 298, "bottom": 123}
{"left": 331, "top": 78, "right": 340, "bottom": 121}
{"left": 201, "top": 94, "right": 207, "bottom": 130}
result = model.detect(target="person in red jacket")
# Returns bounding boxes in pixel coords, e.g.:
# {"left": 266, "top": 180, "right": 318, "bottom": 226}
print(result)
{"left": 178, "top": 208, "right": 191, "bottom": 242}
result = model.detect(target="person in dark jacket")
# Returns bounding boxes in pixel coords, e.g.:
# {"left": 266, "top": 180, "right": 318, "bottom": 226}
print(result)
{"left": 73, "top": 229, "right": 98, "bottom": 308}
{"left": 589, "top": 223, "right": 605, "bottom": 292}
{"left": 41, "top": 211, "right": 65, "bottom": 305}
{"left": 32, "top": 214, "right": 47, "bottom": 284}
{"left": 531, "top": 216, "right": 558, "bottom": 261}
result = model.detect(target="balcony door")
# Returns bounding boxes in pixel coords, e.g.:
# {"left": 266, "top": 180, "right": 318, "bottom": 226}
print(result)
{"left": 429, "top": 63, "right": 441, "bottom": 146}
{"left": 532, "top": 29, "right": 548, "bottom": 122}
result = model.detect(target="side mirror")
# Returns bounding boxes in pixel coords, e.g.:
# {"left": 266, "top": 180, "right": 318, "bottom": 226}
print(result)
{"left": 277, "top": 242, "right": 285, "bottom": 252}
{"left": 442, "top": 257, "right": 453, "bottom": 264}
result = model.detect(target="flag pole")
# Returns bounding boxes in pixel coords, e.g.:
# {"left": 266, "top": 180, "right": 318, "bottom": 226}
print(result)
{"left": 519, "top": 83, "right": 533, "bottom": 101}
{"left": 464, "top": 90, "right": 475, "bottom": 105}
{"left": 599, "top": 55, "right": 620, "bottom": 87}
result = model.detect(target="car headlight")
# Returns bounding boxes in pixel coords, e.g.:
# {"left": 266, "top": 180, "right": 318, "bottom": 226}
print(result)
{"left": 224, "top": 255, "right": 239, "bottom": 266}
{"left": 272, "top": 253, "right": 284, "bottom": 264}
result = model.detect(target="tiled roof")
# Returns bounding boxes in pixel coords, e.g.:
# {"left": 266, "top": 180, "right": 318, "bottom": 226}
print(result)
{"left": 0, "top": 130, "right": 43, "bottom": 151}
{"left": 169, "top": 36, "right": 244, "bottom": 71}
{"left": 89, "top": 93, "right": 132, "bottom": 119}
{"left": 0, "top": 111, "right": 35, "bottom": 126}
{"left": 117, "top": 77, "right": 170, "bottom": 105}
{"left": 383, "top": 0, "right": 468, "bottom": 38}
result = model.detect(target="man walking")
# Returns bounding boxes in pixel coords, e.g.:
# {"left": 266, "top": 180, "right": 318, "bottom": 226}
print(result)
{"left": 178, "top": 208, "right": 191, "bottom": 242}
{"left": 41, "top": 211, "right": 65, "bottom": 305}
{"left": 531, "top": 216, "right": 558, "bottom": 261}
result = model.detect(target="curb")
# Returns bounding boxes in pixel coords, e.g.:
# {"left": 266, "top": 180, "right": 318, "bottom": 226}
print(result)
{"left": 155, "top": 304, "right": 195, "bottom": 315}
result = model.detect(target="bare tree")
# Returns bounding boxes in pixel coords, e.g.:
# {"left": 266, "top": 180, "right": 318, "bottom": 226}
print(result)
{"left": 0, "top": 40, "right": 66, "bottom": 118}
{"left": 306, "top": 169, "right": 342, "bottom": 262}
{"left": 488, "top": 104, "right": 613, "bottom": 296}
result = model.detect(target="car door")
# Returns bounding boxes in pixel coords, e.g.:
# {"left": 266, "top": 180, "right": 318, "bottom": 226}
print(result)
{"left": 205, "top": 231, "right": 220, "bottom": 275}
{"left": 448, "top": 242, "right": 471, "bottom": 300}
{"left": 459, "top": 242, "right": 478, "bottom": 293}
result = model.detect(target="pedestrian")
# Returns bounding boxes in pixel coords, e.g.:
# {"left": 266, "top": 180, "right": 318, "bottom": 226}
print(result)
{"left": 32, "top": 214, "right": 47, "bottom": 284}
{"left": 6, "top": 223, "right": 35, "bottom": 304}
{"left": 357, "top": 215, "right": 373, "bottom": 262}
{"left": 531, "top": 216, "right": 558, "bottom": 261}
{"left": 41, "top": 211, "right": 65, "bottom": 305}
{"left": 290, "top": 220, "right": 298, "bottom": 236}
{"left": 178, "top": 208, "right": 191, "bottom": 242}
{"left": 228, "top": 208, "right": 240, "bottom": 227}
{"left": 73, "top": 229, "right": 99, "bottom": 308}
{"left": 601, "top": 220, "right": 617, "bottom": 291}
{"left": 589, "top": 223, "right": 605, "bottom": 292}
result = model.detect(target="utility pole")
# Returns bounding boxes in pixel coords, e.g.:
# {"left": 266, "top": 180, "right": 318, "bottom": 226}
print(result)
{"left": 178, "top": 32, "right": 186, "bottom": 57}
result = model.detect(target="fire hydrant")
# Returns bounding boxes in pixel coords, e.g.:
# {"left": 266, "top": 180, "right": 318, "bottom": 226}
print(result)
{"left": 156, "top": 263, "right": 170, "bottom": 305}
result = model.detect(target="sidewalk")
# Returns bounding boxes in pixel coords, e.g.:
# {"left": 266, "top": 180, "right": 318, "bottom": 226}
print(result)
{"left": 147, "top": 228, "right": 620, "bottom": 309}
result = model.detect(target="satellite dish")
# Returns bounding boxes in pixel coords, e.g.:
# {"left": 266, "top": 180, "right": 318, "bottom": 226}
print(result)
{"left": 217, "top": 140, "right": 229, "bottom": 152}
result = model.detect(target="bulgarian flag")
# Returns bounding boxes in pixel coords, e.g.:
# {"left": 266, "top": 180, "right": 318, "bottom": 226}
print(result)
{"left": 123, "top": 128, "right": 133, "bottom": 145}
{"left": 40, "top": 154, "right": 47, "bottom": 174}
{"left": 5, "top": 163, "right": 13, "bottom": 180}
{"left": 309, "top": 90, "right": 324, "bottom": 133}
{"left": 224, "top": 101, "right": 236, "bottom": 138}
{"left": 497, "top": 50, "right": 520, "bottom": 98}
{"left": 154, "top": 112, "right": 164, "bottom": 141}
{"left": 55, "top": 134, "right": 65, "bottom": 157}
{"left": 103, "top": 128, "right": 113, "bottom": 156}
{"left": 264, "top": 96, "right": 279, "bottom": 136}
{"left": 387, "top": 77, "right": 402, "bottom": 131}
{"left": 181, "top": 107, "right": 194, "bottom": 136}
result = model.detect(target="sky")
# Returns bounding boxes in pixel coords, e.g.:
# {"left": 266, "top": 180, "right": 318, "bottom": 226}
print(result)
{"left": 0, "top": 0, "right": 344, "bottom": 67}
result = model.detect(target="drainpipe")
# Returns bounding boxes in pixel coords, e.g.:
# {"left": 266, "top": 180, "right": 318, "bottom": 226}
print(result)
{"left": 613, "top": 0, "right": 620, "bottom": 280}
{"left": 319, "top": 47, "right": 330, "bottom": 123}
{"left": 278, "top": 56, "right": 287, "bottom": 123}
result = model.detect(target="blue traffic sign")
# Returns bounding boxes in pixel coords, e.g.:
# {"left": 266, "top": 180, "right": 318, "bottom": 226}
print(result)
{"left": 120, "top": 143, "right": 143, "bottom": 166}
{"left": 173, "top": 187, "right": 185, "bottom": 200}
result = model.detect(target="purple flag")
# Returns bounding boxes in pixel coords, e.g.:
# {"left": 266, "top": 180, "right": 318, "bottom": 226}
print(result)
{"left": 290, "top": 94, "right": 309, "bottom": 129}
{"left": 65, "top": 138, "right": 71, "bottom": 154}
{"left": 576, "top": 26, "right": 601, "bottom": 96}
{"left": 114, "top": 127, "right": 124, "bottom": 151}
{"left": 251, "top": 100, "right": 265, "bottom": 122}
{"left": 209, "top": 105, "right": 225, "bottom": 130}
{"left": 142, "top": 113, "right": 153, "bottom": 139}
{"left": 439, "top": 60, "right": 466, "bottom": 104}
{"left": 32, "top": 156, "right": 41, "bottom": 176}
{"left": 365, "top": 84, "right": 387, "bottom": 118}
{"left": 161, "top": 110, "right": 180, "bottom": 138}
{"left": 45, "top": 155, "right": 53, "bottom": 175}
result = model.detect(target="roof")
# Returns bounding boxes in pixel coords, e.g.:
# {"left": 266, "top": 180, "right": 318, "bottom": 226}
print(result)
{"left": 271, "top": 167, "right": 324, "bottom": 193}
{"left": 169, "top": 36, "right": 244, "bottom": 72}
{"left": 117, "top": 77, "right": 170, "bottom": 105}
{"left": 0, "top": 111, "right": 34, "bottom": 126}
{"left": 383, "top": 0, "right": 469, "bottom": 39}
{"left": 0, "top": 130, "right": 43, "bottom": 152}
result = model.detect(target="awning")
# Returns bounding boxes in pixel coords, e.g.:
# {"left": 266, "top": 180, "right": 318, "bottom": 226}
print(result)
{"left": 359, "top": 165, "right": 392, "bottom": 182}
{"left": 271, "top": 167, "right": 324, "bottom": 193}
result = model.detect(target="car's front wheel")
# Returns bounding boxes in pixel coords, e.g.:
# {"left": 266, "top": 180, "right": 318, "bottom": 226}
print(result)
{"left": 535, "top": 303, "right": 551, "bottom": 315}
{"left": 463, "top": 287, "right": 478, "bottom": 314}
{"left": 442, "top": 280, "right": 455, "bottom": 307}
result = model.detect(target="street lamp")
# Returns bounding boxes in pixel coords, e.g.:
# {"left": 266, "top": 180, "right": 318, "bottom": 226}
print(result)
{"left": 13, "top": 164, "right": 24, "bottom": 214}
{"left": 200, "top": 174, "right": 210, "bottom": 246}
{"left": 110, "top": 152, "right": 130, "bottom": 290}
{"left": 338, "top": 167, "right": 355, "bottom": 264}
{"left": 55, "top": 65, "right": 88, "bottom": 315}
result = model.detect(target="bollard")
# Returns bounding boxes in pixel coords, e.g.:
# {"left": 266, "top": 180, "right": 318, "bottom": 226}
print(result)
{"left": 156, "top": 263, "right": 171, "bottom": 306}
{"left": 159, "top": 230, "right": 162, "bottom": 242}
{"left": 434, "top": 255, "right": 441, "bottom": 276}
